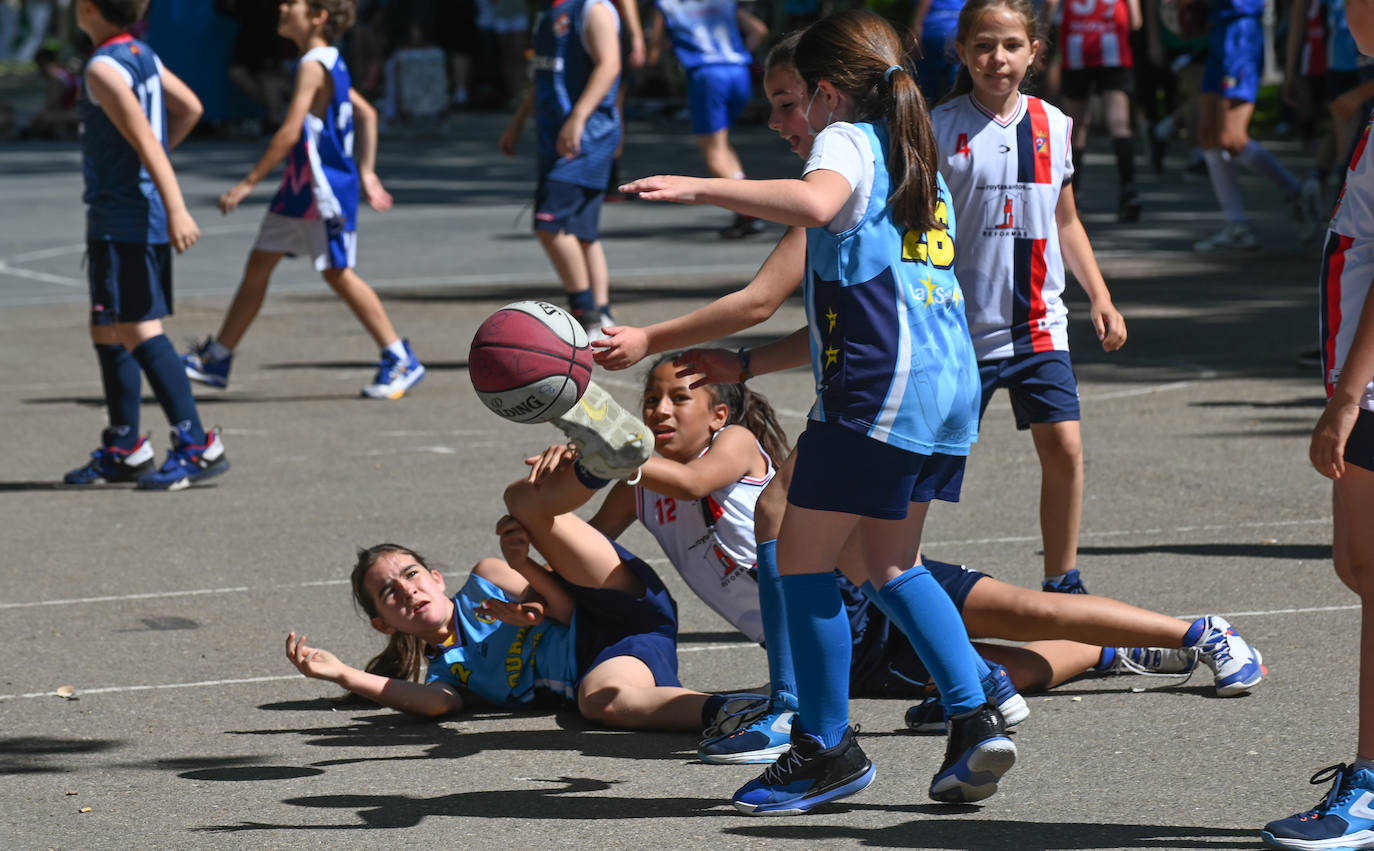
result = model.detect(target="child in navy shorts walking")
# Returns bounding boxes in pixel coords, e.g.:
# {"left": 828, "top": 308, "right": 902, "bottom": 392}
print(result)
{"left": 65, "top": 0, "right": 229, "bottom": 491}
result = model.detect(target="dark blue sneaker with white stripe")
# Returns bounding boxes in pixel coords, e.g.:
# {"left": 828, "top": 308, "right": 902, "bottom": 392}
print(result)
{"left": 1041, "top": 568, "right": 1088, "bottom": 594}
{"left": 362, "top": 339, "right": 425, "bottom": 399}
{"left": 732, "top": 722, "right": 875, "bottom": 816}
{"left": 1263, "top": 764, "right": 1374, "bottom": 850}
{"left": 700, "top": 691, "right": 798, "bottom": 765}
{"left": 136, "top": 426, "right": 229, "bottom": 491}
{"left": 905, "top": 663, "right": 1029, "bottom": 734}
{"left": 181, "top": 337, "right": 232, "bottom": 388}
{"left": 64, "top": 430, "right": 155, "bottom": 484}
{"left": 929, "top": 703, "right": 1017, "bottom": 803}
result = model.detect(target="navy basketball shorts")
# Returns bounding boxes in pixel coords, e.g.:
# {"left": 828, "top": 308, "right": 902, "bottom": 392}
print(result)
{"left": 87, "top": 240, "right": 172, "bottom": 326}
{"left": 534, "top": 177, "right": 605, "bottom": 243}
{"left": 923, "top": 556, "right": 989, "bottom": 611}
{"left": 1060, "top": 66, "right": 1136, "bottom": 100}
{"left": 788, "top": 419, "right": 967, "bottom": 519}
{"left": 1346, "top": 409, "right": 1374, "bottom": 474}
{"left": 979, "top": 350, "right": 1082, "bottom": 430}
{"left": 1201, "top": 14, "right": 1262, "bottom": 103}
{"left": 687, "top": 63, "right": 751, "bottom": 136}
{"left": 567, "top": 540, "right": 681, "bottom": 689}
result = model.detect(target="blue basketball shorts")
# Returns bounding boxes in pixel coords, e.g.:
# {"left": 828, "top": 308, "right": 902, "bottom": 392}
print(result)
{"left": 87, "top": 240, "right": 172, "bottom": 326}
{"left": 1201, "top": 14, "right": 1263, "bottom": 103}
{"left": 567, "top": 541, "right": 681, "bottom": 689}
{"left": 979, "top": 350, "right": 1082, "bottom": 430}
{"left": 534, "top": 177, "right": 605, "bottom": 243}
{"left": 1346, "top": 408, "right": 1374, "bottom": 474}
{"left": 686, "top": 63, "right": 751, "bottom": 136}
{"left": 788, "top": 419, "right": 967, "bottom": 519}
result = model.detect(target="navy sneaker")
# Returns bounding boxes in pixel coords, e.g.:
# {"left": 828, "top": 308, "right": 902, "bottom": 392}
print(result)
{"left": 1042, "top": 568, "right": 1088, "bottom": 594}
{"left": 64, "top": 431, "right": 155, "bottom": 484}
{"left": 732, "top": 722, "right": 876, "bottom": 816}
{"left": 700, "top": 691, "right": 798, "bottom": 765}
{"left": 929, "top": 703, "right": 1017, "bottom": 803}
{"left": 700, "top": 692, "right": 772, "bottom": 740}
{"left": 181, "top": 337, "right": 232, "bottom": 388}
{"left": 1263, "top": 764, "right": 1374, "bottom": 850}
{"left": 362, "top": 339, "right": 425, "bottom": 399}
{"left": 136, "top": 427, "right": 229, "bottom": 491}
{"left": 905, "top": 663, "right": 1029, "bottom": 734}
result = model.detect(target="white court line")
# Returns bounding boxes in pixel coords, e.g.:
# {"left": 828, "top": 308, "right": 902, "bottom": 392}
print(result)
{"left": 0, "top": 260, "right": 84, "bottom": 287}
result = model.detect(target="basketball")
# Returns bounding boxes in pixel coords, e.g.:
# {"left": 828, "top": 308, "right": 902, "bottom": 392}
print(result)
{"left": 469, "top": 300, "right": 593, "bottom": 424}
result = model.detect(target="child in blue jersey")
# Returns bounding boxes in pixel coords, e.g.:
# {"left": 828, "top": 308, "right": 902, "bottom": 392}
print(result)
{"left": 1192, "top": 0, "right": 1308, "bottom": 251}
{"left": 911, "top": 0, "right": 968, "bottom": 101}
{"left": 646, "top": 0, "right": 768, "bottom": 238}
{"left": 181, "top": 0, "right": 425, "bottom": 400}
{"left": 285, "top": 524, "right": 766, "bottom": 732}
{"left": 63, "top": 0, "right": 230, "bottom": 491}
{"left": 500, "top": 0, "right": 623, "bottom": 337}
{"left": 622, "top": 10, "right": 1016, "bottom": 815}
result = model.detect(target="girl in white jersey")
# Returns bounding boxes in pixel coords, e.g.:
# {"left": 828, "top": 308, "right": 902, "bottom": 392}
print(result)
{"left": 1262, "top": 2, "right": 1374, "bottom": 846}
{"left": 932, "top": 0, "right": 1127, "bottom": 595}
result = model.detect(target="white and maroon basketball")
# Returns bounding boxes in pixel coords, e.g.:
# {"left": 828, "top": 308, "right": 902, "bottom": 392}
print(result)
{"left": 469, "top": 300, "right": 593, "bottom": 423}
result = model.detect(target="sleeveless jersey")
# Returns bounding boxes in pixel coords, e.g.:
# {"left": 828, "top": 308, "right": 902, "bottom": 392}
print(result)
{"left": 80, "top": 34, "right": 168, "bottom": 244}
{"left": 269, "top": 46, "right": 359, "bottom": 230}
{"left": 1323, "top": 115, "right": 1374, "bottom": 412}
{"left": 634, "top": 428, "right": 773, "bottom": 643}
{"left": 532, "top": 0, "right": 621, "bottom": 188}
{"left": 425, "top": 572, "right": 580, "bottom": 706}
{"left": 656, "top": 0, "right": 750, "bottom": 68}
{"left": 933, "top": 94, "right": 1075, "bottom": 362}
{"left": 803, "top": 121, "right": 980, "bottom": 456}
{"left": 1061, "top": 0, "right": 1135, "bottom": 69}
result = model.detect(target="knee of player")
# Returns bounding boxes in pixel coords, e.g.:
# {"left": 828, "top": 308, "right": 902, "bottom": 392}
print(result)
{"left": 1218, "top": 134, "right": 1249, "bottom": 156}
{"left": 503, "top": 477, "right": 536, "bottom": 516}
{"left": 576, "top": 685, "right": 628, "bottom": 725}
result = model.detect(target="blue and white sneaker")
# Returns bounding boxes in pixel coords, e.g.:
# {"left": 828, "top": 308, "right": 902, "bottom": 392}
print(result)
{"left": 732, "top": 722, "right": 876, "bottom": 816}
{"left": 362, "top": 339, "right": 425, "bottom": 399}
{"left": 1263, "top": 764, "right": 1374, "bottom": 850}
{"left": 700, "top": 692, "right": 798, "bottom": 765}
{"left": 1191, "top": 615, "right": 1264, "bottom": 697}
{"left": 64, "top": 430, "right": 155, "bottom": 484}
{"left": 181, "top": 337, "right": 232, "bottom": 389}
{"left": 905, "top": 663, "right": 1029, "bottom": 734}
{"left": 1042, "top": 568, "right": 1088, "bottom": 594}
{"left": 136, "top": 426, "right": 229, "bottom": 491}
{"left": 929, "top": 703, "right": 1017, "bottom": 803}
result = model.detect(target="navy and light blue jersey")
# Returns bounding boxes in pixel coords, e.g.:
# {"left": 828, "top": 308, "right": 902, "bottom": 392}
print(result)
{"left": 268, "top": 46, "right": 359, "bottom": 230}
{"left": 1211, "top": 0, "right": 1264, "bottom": 21}
{"left": 532, "top": 0, "right": 621, "bottom": 188}
{"left": 656, "top": 0, "right": 750, "bottom": 68}
{"left": 804, "top": 121, "right": 981, "bottom": 456}
{"left": 425, "top": 573, "right": 579, "bottom": 707}
{"left": 80, "top": 34, "right": 168, "bottom": 244}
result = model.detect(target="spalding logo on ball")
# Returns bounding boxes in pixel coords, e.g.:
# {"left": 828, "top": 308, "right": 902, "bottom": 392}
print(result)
{"left": 469, "top": 301, "right": 593, "bottom": 423}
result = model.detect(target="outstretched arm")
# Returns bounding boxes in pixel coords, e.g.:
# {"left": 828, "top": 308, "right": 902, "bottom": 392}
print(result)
{"left": 675, "top": 327, "right": 812, "bottom": 388}
{"left": 284, "top": 632, "right": 464, "bottom": 717}
{"left": 594, "top": 226, "right": 806, "bottom": 369}
{"left": 1055, "top": 188, "right": 1126, "bottom": 351}
{"left": 621, "top": 169, "right": 853, "bottom": 228}
{"left": 220, "top": 60, "right": 326, "bottom": 214}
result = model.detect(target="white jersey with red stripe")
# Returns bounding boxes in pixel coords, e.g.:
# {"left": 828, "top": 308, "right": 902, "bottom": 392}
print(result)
{"left": 933, "top": 93, "right": 1074, "bottom": 361}
{"left": 1061, "top": 0, "right": 1134, "bottom": 69}
{"left": 634, "top": 427, "right": 773, "bottom": 643}
{"left": 1321, "top": 115, "right": 1374, "bottom": 412}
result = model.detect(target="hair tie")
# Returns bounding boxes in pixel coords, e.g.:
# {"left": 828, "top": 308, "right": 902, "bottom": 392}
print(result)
{"left": 884, "top": 64, "right": 904, "bottom": 83}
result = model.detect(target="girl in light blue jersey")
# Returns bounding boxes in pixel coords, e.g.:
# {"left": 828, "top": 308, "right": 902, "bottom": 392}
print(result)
{"left": 621, "top": 9, "right": 1015, "bottom": 816}
{"left": 285, "top": 514, "right": 761, "bottom": 731}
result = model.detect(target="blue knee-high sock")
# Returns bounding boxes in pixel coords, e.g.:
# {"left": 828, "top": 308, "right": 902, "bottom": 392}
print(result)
{"left": 95, "top": 343, "right": 141, "bottom": 449}
{"left": 780, "top": 571, "right": 850, "bottom": 747}
{"left": 860, "top": 575, "right": 991, "bottom": 682}
{"left": 756, "top": 540, "right": 796, "bottom": 699}
{"left": 131, "top": 335, "right": 205, "bottom": 443}
{"left": 877, "top": 565, "right": 984, "bottom": 715}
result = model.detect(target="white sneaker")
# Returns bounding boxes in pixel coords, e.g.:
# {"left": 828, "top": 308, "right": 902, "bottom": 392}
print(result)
{"left": 1297, "top": 177, "right": 1327, "bottom": 240}
{"left": 1192, "top": 615, "right": 1264, "bottom": 697}
{"left": 552, "top": 380, "right": 652, "bottom": 480}
{"left": 1193, "top": 222, "right": 1258, "bottom": 252}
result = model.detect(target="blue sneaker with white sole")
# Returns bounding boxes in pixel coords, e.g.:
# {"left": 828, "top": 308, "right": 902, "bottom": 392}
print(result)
{"left": 732, "top": 722, "right": 875, "bottom": 816}
{"left": 64, "top": 430, "right": 155, "bottom": 484}
{"left": 905, "top": 663, "right": 1029, "bottom": 734}
{"left": 929, "top": 703, "right": 1017, "bottom": 803}
{"left": 362, "top": 339, "right": 425, "bottom": 399}
{"left": 700, "top": 691, "right": 798, "bottom": 764}
{"left": 136, "top": 426, "right": 229, "bottom": 491}
{"left": 1191, "top": 615, "right": 1264, "bottom": 697}
{"left": 181, "top": 337, "right": 232, "bottom": 388}
{"left": 1263, "top": 764, "right": 1374, "bottom": 850}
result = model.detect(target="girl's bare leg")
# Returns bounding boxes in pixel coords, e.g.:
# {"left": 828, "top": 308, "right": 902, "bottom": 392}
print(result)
{"left": 577, "top": 654, "right": 705, "bottom": 731}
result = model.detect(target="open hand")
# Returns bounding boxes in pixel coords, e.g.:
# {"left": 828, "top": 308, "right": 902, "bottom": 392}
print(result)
{"left": 618, "top": 174, "right": 705, "bottom": 203}
{"left": 524, "top": 443, "right": 577, "bottom": 482}
{"left": 592, "top": 325, "right": 649, "bottom": 370}
{"left": 285, "top": 632, "right": 347, "bottom": 682}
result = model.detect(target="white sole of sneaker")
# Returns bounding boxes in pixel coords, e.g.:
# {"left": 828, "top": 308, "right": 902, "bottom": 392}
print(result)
{"left": 930, "top": 738, "right": 1017, "bottom": 803}
{"left": 1215, "top": 648, "right": 1264, "bottom": 697}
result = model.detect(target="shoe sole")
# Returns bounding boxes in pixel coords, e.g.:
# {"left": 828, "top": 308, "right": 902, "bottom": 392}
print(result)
{"left": 732, "top": 763, "right": 876, "bottom": 815}
{"left": 553, "top": 384, "right": 651, "bottom": 478}
{"left": 1260, "top": 828, "right": 1374, "bottom": 850}
{"left": 138, "top": 457, "right": 230, "bottom": 492}
{"left": 929, "top": 737, "right": 1017, "bottom": 803}
{"left": 361, "top": 364, "right": 426, "bottom": 400}
{"left": 183, "top": 362, "right": 229, "bottom": 388}
{"left": 1215, "top": 648, "right": 1264, "bottom": 697}
{"left": 698, "top": 743, "right": 788, "bottom": 765}
{"left": 909, "top": 690, "right": 1029, "bottom": 735}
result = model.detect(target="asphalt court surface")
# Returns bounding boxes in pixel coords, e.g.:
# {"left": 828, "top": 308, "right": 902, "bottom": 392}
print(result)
{"left": 0, "top": 112, "right": 1353, "bottom": 849}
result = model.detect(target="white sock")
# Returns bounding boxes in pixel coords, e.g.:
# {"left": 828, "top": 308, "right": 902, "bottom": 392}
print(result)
{"left": 384, "top": 339, "right": 407, "bottom": 360}
{"left": 206, "top": 338, "right": 232, "bottom": 361}
{"left": 1237, "top": 140, "right": 1301, "bottom": 197}
{"left": 1203, "top": 149, "right": 1248, "bottom": 224}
